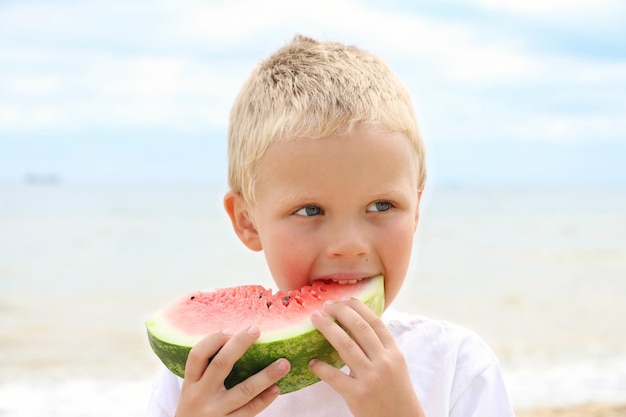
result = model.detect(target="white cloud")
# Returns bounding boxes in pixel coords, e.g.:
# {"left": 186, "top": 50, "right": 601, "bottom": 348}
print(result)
{"left": 0, "top": 0, "right": 624, "bottom": 145}
{"left": 0, "top": 103, "right": 70, "bottom": 130}
{"left": 0, "top": 105, "right": 20, "bottom": 125}
{"left": 0, "top": 45, "right": 246, "bottom": 132}
{"left": 478, "top": 0, "right": 621, "bottom": 17}
{"left": 354, "top": 14, "right": 539, "bottom": 82}
{"left": 169, "top": 1, "right": 542, "bottom": 83}
{"left": 9, "top": 76, "right": 63, "bottom": 95}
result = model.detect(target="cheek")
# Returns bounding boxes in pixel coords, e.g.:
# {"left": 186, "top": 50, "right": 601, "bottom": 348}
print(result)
{"left": 260, "top": 227, "right": 314, "bottom": 290}
{"left": 383, "top": 221, "right": 415, "bottom": 261}
{"left": 379, "top": 221, "right": 416, "bottom": 304}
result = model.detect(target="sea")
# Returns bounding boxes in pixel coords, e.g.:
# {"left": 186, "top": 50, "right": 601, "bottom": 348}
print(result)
{"left": 1, "top": 181, "right": 625, "bottom": 416}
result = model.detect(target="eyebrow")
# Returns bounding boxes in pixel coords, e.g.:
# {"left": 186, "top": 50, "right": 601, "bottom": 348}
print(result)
{"left": 276, "top": 186, "right": 414, "bottom": 207}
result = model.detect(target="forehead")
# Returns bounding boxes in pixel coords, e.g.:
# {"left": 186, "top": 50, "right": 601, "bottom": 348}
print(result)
{"left": 253, "top": 126, "right": 417, "bottom": 199}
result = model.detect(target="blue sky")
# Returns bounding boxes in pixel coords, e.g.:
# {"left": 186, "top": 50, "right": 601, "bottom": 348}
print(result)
{"left": 1, "top": 0, "right": 625, "bottom": 187}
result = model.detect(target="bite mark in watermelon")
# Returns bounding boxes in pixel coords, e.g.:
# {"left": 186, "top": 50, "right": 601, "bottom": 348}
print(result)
{"left": 146, "top": 275, "right": 384, "bottom": 394}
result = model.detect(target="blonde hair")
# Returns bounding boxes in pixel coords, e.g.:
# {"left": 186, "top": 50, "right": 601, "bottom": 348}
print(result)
{"left": 227, "top": 35, "right": 426, "bottom": 204}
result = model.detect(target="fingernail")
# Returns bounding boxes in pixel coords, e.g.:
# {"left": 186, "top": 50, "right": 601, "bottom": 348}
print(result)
{"left": 269, "top": 385, "right": 280, "bottom": 395}
{"left": 222, "top": 329, "right": 233, "bottom": 336}
{"left": 341, "top": 296, "right": 351, "bottom": 302}
{"left": 276, "top": 358, "right": 289, "bottom": 372}
{"left": 247, "top": 325, "right": 259, "bottom": 336}
{"left": 308, "top": 359, "right": 318, "bottom": 367}
{"left": 324, "top": 300, "right": 335, "bottom": 307}
{"left": 312, "top": 310, "right": 324, "bottom": 318}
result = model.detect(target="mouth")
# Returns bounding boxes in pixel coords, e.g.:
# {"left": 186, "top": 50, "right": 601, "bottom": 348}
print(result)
{"left": 328, "top": 278, "right": 362, "bottom": 285}
{"left": 314, "top": 274, "right": 378, "bottom": 285}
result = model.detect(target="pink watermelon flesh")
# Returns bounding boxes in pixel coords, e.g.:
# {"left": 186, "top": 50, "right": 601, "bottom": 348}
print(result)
{"left": 165, "top": 280, "right": 372, "bottom": 335}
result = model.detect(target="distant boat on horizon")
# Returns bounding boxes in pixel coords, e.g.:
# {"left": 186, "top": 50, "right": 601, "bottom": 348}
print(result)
{"left": 24, "top": 173, "right": 62, "bottom": 185}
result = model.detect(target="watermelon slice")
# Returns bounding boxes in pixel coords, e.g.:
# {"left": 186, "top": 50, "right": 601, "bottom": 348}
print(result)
{"left": 146, "top": 275, "right": 384, "bottom": 394}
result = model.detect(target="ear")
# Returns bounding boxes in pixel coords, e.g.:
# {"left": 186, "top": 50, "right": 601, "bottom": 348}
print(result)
{"left": 413, "top": 188, "right": 423, "bottom": 232}
{"left": 224, "top": 191, "right": 262, "bottom": 251}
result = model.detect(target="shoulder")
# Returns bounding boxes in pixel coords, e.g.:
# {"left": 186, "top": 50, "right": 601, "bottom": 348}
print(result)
{"left": 383, "top": 308, "right": 514, "bottom": 416}
{"left": 383, "top": 307, "right": 498, "bottom": 375}
{"left": 383, "top": 308, "right": 494, "bottom": 358}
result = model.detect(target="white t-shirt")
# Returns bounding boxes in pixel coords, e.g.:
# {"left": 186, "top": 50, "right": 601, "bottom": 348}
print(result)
{"left": 148, "top": 309, "right": 515, "bottom": 417}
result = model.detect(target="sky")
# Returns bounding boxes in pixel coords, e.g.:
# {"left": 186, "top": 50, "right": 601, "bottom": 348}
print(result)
{"left": 1, "top": 0, "right": 625, "bottom": 187}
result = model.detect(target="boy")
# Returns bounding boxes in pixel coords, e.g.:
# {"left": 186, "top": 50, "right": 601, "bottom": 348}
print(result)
{"left": 148, "top": 35, "right": 514, "bottom": 417}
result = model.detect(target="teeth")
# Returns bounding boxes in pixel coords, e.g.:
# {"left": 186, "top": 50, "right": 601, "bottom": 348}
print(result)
{"left": 332, "top": 279, "right": 359, "bottom": 284}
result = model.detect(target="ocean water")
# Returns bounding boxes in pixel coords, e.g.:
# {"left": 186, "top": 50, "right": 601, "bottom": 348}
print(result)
{"left": 1, "top": 182, "right": 625, "bottom": 415}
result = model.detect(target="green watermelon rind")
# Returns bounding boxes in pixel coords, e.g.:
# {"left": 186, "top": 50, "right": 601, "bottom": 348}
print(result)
{"left": 146, "top": 275, "right": 384, "bottom": 394}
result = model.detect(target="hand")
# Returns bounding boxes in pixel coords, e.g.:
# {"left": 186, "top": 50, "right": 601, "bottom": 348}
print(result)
{"left": 176, "top": 326, "right": 291, "bottom": 417}
{"left": 309, "top": 298, "right": 426, "bottom": 417}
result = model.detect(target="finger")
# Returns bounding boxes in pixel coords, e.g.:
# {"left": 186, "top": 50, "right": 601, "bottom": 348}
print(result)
{"left": 342, "top": 297, "right": 396, "bottom": 349}
{"left": 201, "top": 325, "right": 261, "bottom": 389}
{"left": 311, "top": 308, "right": 369, "bottom": 369}
{"left": 231, "top": 384, "right": 281, "bottom": 417}
{"left": 308, "top": 357, "right": 352, "bottom": 394}
{"left": 323, "top": 300, "right": 384, "bottom": 360}
{"left": 228, "top": 358, "right": 290, "bottom": 413}
{"left": 184, "top": 330, "right": 232, "bottom": 382}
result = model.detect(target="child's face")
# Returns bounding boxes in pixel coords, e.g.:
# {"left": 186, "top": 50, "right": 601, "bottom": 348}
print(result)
{"left": 227, "top": 125, "right": 422, "bottom": 308}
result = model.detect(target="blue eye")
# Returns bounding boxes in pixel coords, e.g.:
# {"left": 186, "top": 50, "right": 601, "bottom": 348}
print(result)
{"left": 294, "top": 205, "right": 323, "bottom": 217}
{"left": 367, "top": 201, "right": 393, "bottom": 212}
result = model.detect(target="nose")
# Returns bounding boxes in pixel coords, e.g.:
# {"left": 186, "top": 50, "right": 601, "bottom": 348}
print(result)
{"left": 325, "top": 218, "right": 370, "bottom": 258}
